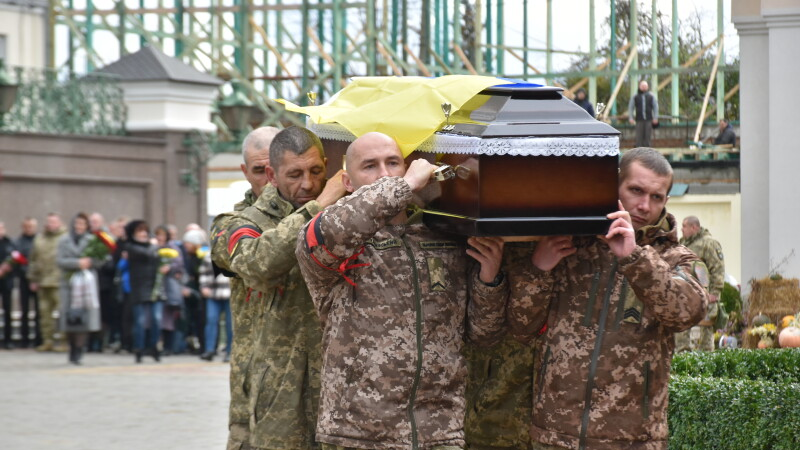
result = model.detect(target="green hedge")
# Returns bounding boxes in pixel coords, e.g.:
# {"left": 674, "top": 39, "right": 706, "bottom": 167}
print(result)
{"left": 669, "top": 375, "right": 800, "bottom": 450}
{"left": 671, "top": 348, "right": 800, "bottom": 383}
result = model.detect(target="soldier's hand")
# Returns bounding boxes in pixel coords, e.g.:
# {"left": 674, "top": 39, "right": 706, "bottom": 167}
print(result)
{"left": 403, "top": 159, "right": 436, "bottom": 192}
{"left": 467, "top": 237, "right": 505, "bottom": 284}
{"left": 600, "top": 201, "right": 636, "bottom": 258}
{"left": 317, "top": 170, "right": 348, "bottom": 208}
{"left": 532, "top": 236, "right": 576, "bottom": 271}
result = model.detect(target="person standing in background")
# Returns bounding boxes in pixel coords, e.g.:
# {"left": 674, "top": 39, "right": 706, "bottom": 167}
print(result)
{"left": 15, "top": 218, "right": 39, "bottom": 348}
{"left": 28, "top": 213, "right": 67, "bottom": 352}
{"left": 628, "top": 80, "right": 659, "bottom": 147}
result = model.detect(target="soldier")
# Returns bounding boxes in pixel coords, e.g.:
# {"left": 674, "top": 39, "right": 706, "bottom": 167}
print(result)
{"left": 295, "top": 132, "right": 508, "bottom": 450}
{"left": 676, "top": 215, "right": 725, "bottom": 351}
{"left": 217, "top": 126, "right": 346, "bottom": 450}
{"left": 210, "top": 126, "right": 278, "bottom": 450}
{"left": 28, "top": 213, "right": 67, "bottom": 352}
{"left": 507, "top": 148, "right": 708, "bottom": 450}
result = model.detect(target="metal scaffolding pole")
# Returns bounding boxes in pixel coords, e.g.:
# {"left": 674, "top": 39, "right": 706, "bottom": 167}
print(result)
{"left": 496, "top": 0, "right": 503, "bottom": 74}
{"left": 610, "top": 0, "right": 617, "bottom": 117}
{"left": 671, "top": 0, "right": 679, "bottom": 122}
{"left": 629, "top": 0, "right": 638, "bottom": 101}
{"left": 716, "top": 0, "right": 725, "bottom": 121}
{"left": 651, "top": 0, "right": 658, "bottom": 96}
{"left": 589, "top": 0, "right": 596, "bottom": 105}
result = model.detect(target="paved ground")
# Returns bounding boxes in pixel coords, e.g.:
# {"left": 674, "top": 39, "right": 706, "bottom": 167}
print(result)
{"left": 0, "top": 348, "right": 230, "bottom": 450}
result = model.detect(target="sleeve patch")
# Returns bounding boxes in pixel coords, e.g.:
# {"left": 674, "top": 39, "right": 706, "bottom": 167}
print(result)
{"left": 228, "top": 225, "right": 261, "bottom": 255}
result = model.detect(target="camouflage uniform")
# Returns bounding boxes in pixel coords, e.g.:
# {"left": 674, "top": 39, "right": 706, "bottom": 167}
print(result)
{"left": 27, "top": 226, "right": 67, "bottom": 349}
{"left": 507, "top": 212, "right": 708, "bottom": 450}
{"left": 221, "top": 184, "right": 324, "bottom": 450}
{"left": 296, "top": 176, "right": 508, "bottom": 450}
{"left": 677, "top": 227, "right": 725, "bottom": 351}
{"left": 211, "top": 188, "right": 258, "bottom": 450}
{"left": 465, "top": 243, "right": 535, "bottom": 450}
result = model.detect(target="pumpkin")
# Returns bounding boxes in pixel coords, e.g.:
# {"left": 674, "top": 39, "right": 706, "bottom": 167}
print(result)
{"left": 781, "top": 315, "right": 796, "bottom": 328}
{"left": 752, "top": 313, "right": 772, "bottom": 327}
{"left": 778, "top": 326, "right": 800, "bottom": 348}
{"left": 757, "top": 338, "right": 772, "bottom": 349}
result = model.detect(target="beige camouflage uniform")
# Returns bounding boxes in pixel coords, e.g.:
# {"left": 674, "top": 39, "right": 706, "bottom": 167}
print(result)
{"left": 295, "top": 176, "right": 508, "bottom": 450}
{"left": 507, "top": 212, "right": 707, "bottom": 450}
{"left": 222, "top": 184, "right": 324, "bottom": 450}
{"left": 211, "top": 188, "right": 259, "bottom": 450}
{"left": 676, "top": 227, "right": 725, "bottom": 351}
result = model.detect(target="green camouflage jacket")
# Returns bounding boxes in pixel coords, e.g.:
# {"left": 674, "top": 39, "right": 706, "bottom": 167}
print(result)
{"left": 507, "top": 212, "right": 708, "bottom": 450}
{"left": 464, "top": 333, "right": 534, "bottom": 450}
{"left": 296, "top": 176, "right": 508, "bottom": 450}
{"left": 210, "top": 188, "right": 258, "bottom": 429}
{"left": 680, "top": 227, "right": 725, "bottom": 298}
{"left": 27, "top": 227, "right": 67, "bottom": 288}
{"left": 222, "top": 184, "right": 324, "bottom": 450}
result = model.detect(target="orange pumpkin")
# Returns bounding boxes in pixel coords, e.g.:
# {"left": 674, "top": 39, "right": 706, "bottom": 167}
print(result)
{"left": 781, "top": 315, "right": 795, "bottom": 328}
{"left": 778, "top": 327, "right": 800, "bottom": 348}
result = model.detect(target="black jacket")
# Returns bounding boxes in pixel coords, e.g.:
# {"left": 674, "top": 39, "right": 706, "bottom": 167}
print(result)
{"left": 714, "top": 123, "right": 737, "bottom": 146}
{"left": 125, "top": 240, "right": 159, "bottom": 303}
{"left": 14, "top": 234, "right": 35, "bottom": 277}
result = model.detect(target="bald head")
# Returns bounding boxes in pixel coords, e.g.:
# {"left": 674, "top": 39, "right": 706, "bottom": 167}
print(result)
{"left": 241, "top": 126, "right": 280, "bottom": 197}
{"left": 639, "top": 80, "right": 649, "bottom": 92}
{"left": 343, "top": 132, "right": 405, "bottom": 192}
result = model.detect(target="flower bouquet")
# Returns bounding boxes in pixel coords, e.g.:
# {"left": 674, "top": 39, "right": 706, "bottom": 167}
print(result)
{"left": 82, "top": 230, "right": 117, "bottom": 260}
{"left": 0, "top": 250, "right": 28, "bottom": 278}
{"left": 748, "top": 323, "right": 778, "bottom": 348}
{"left": 151, "top": 247, "right": 181, "bottom": 301}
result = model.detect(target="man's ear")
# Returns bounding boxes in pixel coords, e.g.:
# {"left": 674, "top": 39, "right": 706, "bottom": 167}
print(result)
{"left": 342, "top": 171, "right": 355, "bottom": 193}
{"left": 266, "top": 166, "right": 277, "bottom": 185}
{"left": 240, "top": 163, "right": 247, "bottom": 177}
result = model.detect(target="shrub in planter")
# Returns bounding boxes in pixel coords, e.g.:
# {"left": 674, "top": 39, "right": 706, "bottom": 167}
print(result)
{"left": 671, "top": 348, "right": 800, "bottom": 383}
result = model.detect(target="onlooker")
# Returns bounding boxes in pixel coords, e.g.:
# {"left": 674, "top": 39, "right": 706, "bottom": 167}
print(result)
{"left": 111, "top": 216, "right": 132, "bottom": 352}
{"left": 507, "top": 148, "right": 707, "bottom": 450}
{"left": 56, "top": 213, "right": 103, "bottom": 365}
{"left": 28, "top": 213, "right": 67, "bottom": 352}
{"left": 15, "top": 217, "right": 39, "bottom": 348}
{"left": 124, "top": 220, "right": 162, "bottom": 363}
{"left": 179, "top": 229, "right": 206, "bottom": 354}
{"left": 0, "top": 222, "right": 15, "bottom": 348}
{"left": 628, "top": 80, "right": 659, "bottom": 147}
{"left": 154, "top": 225, "right": 184, "bottom": 355}
{"left": 88, "top": 212, "right": 115, "bottom": 352}
{"left": 676, "top": 215, "right": 726, "bottom": 352}
{"left": 199, "top": 246, "right": 231, "bottom": 362}
{"left": 713, "top": 118, "right": 737, "bottom": 147}
{"left": 572, "top": 88, "right": 595, "bottom": 117}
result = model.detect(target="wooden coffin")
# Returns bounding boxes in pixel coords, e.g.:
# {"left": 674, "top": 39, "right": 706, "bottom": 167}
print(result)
{"left": 314, "top": 85, "right": 620, "bottom": 236}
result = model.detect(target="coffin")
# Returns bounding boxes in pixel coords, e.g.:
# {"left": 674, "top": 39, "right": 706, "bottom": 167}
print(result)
{"left": 311, "top": 84, "right": 620, "bottom": 236}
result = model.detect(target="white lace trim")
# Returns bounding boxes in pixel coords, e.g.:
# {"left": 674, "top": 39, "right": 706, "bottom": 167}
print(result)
{"left": 308, "top": 122, "right": 619, "bottom": 157}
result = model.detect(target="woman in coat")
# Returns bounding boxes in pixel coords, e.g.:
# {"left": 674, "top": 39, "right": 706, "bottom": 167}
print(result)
{"left": 56, "top": 213, "right": 102, "bottom": 365}
{"left": 123, "top": 220, "right": 162, "bottom": 363}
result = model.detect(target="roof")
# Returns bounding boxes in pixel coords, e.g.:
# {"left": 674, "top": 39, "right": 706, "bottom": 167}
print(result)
{"left": 95, "top": 45, "right": 222, "bottom": 86}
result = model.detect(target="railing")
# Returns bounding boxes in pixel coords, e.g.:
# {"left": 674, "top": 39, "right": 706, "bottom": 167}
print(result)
{"left": 1, "top": 66, "right": 126, "bottom": 136}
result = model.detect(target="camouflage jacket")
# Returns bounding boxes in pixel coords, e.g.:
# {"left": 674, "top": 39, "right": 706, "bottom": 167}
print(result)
{"left": 210, "top": 188, "right": 258, "bottom": 428}
{"left": 221, "top": 184, "right": 324, "bottom": 450}
{"left": 27, "top": 227, "right": 67, "bottom": 288}
{"left": 464, "top": 333, "right": 534, "bottom": 450}
{"left": 680, "top": 228, "right": 725, "bottom": 298}
{"left": 507, "top": 212, "right": 707, "bottom": 450}
{"left": 296, "top": 176, "right": 508, "bottom": 450}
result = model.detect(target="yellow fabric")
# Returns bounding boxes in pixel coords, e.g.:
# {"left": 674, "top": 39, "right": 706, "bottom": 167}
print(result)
{"left": 277, "top": 75, "right": 512, "bottom": 157}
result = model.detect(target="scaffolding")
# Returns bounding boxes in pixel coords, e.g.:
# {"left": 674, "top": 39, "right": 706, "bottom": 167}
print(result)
{"left": 51, "top": 0, "right": 737, "bottom": 132}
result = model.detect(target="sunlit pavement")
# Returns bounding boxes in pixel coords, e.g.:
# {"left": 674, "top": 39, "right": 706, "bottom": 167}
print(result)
{"left": 0, "top": 349, "right": 230, "bottom": 450}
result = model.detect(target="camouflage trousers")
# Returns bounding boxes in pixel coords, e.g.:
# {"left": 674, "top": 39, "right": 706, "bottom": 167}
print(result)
{"left": 321, "top": 444, "right": 461, "bottom": 450}
{"left": 529, "top": 443, "right": 568, "bottom": 450}
{"left": 227, "top": 422, "right": 252, "bottom": 450}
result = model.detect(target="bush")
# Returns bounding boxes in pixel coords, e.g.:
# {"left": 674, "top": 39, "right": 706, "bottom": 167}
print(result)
{"left": 669, "top": 375, "right": 800, "bottom": 449}
{"left": 671, "top": 348, "right": 800, "bottom": 383}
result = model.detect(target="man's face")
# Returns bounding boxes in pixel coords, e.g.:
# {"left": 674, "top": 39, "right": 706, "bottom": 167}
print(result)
{"left": 267, "top": 147, "right": 326, "bottom": 209}
{"left": 74, "top": 217, "right": 88, "bottom": 235}
{"left": 343, "top": 137, "right": 405, "bottom": 192}
{"left": 22, "top": 220, "right": 38, "bottom": 236}
{"left": 89, "top": 213, "right": 104, "bottom": 232}
{"left": 45, "top": 216, "right": 62, "bottom": 233}
{"left": 719, "top": 120, "right": 727, "bottom": 131}
{"left": 682, "top": 220, "right": 699, "bottom": 240}
{"left": 639, "top": 81, "right": 649, "bottom": 92}
{"left": 618, "top": 162, "right": 671, "bottom": 231}
{"left": 241, "top": 147, "right": 271, "bottom": 198}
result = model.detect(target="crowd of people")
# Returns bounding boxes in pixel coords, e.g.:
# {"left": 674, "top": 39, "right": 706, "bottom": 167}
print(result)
{"left": 0, "top": 212, "right": 232, "bottom": 365}
{"left": 2, "top": 120, "right": 717, "bottom": 450}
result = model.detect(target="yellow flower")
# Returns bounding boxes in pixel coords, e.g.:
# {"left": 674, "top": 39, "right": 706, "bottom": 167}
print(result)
{"left": 158, "top": 248, "right": 180, "bottom": 259}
